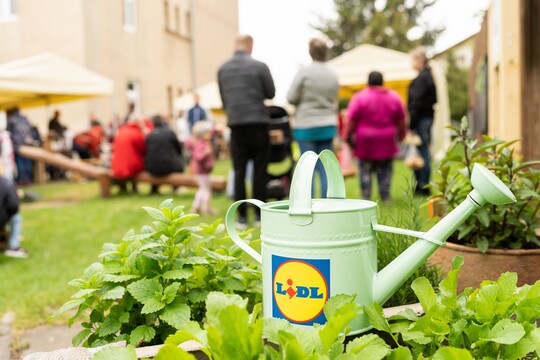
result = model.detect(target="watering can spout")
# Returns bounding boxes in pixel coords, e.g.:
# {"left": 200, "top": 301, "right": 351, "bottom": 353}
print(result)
{"left": 372, "top": 163, "right": 516, "bottom": 305}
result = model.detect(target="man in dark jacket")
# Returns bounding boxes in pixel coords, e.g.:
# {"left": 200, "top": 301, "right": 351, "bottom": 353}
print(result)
{"left": 7, "top": 107, "right": 34, "bottom": 185}
{"left": 0, "top": 176, "right": 26, "bottom": 258}
{"left": 144, "top": 115, "right": 183, "bottom": 194}
{"left": 407, "top": 46, "right": 437, "bottom": 195}
{"left": 187, "top": 94, "right": 207, "bottom": 132}
{"left": 218, "top": 34, "right": 275, "bottom": 228}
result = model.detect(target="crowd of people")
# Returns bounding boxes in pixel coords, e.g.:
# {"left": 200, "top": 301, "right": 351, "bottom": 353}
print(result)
{"left": 0, "top": 97, "right": 218, "bottom": 258}
{"left": 0, "top": 33, "right": 437, "bottom": 256}
{"left": 218, "top": 34, "right": 436, "bottom": 228}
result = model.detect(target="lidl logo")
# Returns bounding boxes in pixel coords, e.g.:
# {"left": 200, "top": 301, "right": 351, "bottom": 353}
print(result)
{"left": 272, "top": 255, "right": 330, "bottom": 325}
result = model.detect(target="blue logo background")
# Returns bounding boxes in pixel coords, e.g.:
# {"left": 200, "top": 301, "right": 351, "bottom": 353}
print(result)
{"left": 271, "top": 254, "right": 330, "bottom": 325}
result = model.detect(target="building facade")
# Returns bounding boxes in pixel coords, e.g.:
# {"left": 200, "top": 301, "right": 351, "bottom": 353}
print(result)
{"left": 0, "top": 0, "right": 238, "bottom": 132}
{"left": 470, "top": 0, "right": 540, "bottom": 160}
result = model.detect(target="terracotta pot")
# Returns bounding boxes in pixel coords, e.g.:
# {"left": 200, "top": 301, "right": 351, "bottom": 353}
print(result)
{"left": 429, "top": 242, "right": 540, "bottom": 292}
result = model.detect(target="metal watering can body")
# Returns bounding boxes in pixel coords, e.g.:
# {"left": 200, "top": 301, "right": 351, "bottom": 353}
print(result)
{"left": 225, "top": 150, "right": 516, "bottom": 334}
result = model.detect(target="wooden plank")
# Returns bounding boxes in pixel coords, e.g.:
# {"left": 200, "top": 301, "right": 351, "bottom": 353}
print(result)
{"left": 17, "top": 145, "right": 227, "bottom": 196}
{"left": 522, "top": 0, "right": 540, "bottom": 161}
{"left": 18, "top": 145, "right": 108, "bottom": 179}
{"left": 134, "top": 171, "right": 227, "bottom": 192}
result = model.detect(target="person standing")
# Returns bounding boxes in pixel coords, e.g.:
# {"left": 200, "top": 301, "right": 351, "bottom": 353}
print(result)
{"left": 346, "top": 71, "right": 406, "bottom": 201}
{"left": 0, "top": 174, "right": 26, "bottom": 258}
{"left": 218, "top": 34, "right": 275, "bottom": 228}
{"left": 48, "top": 110, "right": 67, "bottom": 139}
{"left": 186, "top": 94, "right": 208, "bottom": 132}
{"left": 287, "top": 38, "right": 339, "bottom": 197}
{"left": 6, "top": 107, "right": 34, "bottom": 186}
{"left": 0, "top": 113, "right": 15, "bottom": 182}
{"left": 111, "top": 115, "right": 146, "bottom": 194}
{"left": 408, "top": 46, "right": 437, "bottom": 195}
{"left": 0, "top": 114, "right": 25, "bottom": 258}
{"left": 144, "top": 115, "right": 183, "bottom": 194}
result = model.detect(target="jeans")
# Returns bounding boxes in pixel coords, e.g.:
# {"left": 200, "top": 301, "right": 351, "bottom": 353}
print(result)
{"left": 15, "top": 154, "right": 33, "bottom": 185}
{"left": 358, "top": 159, "right": 393, "bottom": 201}
{"left": 296, "top": 139, "right": 333, "bottom": 198}
{"left": 8, "top": 213, "right": 22, "bottom": 250}
{"left": 411, "top": 117, "right": 433, "bottom": 191}
{"left": 230, "top": 124, "right": 270, "bottom": 218}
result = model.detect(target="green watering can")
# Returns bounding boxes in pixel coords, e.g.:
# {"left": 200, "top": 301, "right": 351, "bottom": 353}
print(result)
{"left": 225, "top": 150, "right": 516, "bottom": 334}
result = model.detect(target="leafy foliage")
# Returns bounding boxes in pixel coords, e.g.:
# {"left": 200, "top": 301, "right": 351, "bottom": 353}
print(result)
{"left": 156, "top": 292, "right": 412, "bottom": 359}
{"left": 317, "top": 0, "right": 443, "bottom": 57}
{"left": 377, "top": 177, "right": 442, "bottom": 307}
{"left": 446, "top": 51, "right": 469, "bottom": 122}
{"left": 366, "top": 256, "right": 540, "bottom": 359}
{"left": 53, "top": 199, "right": 262, "bottom": 347}
{"left": 430, "top": 118, "right": 540, "bottom": 251}
{"left": 96, "top": 258, "right": 540, "bottom": 359}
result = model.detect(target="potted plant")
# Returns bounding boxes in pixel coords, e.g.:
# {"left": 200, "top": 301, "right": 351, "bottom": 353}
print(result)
{"left": 429, "top": 118, "right": 540, "bottom": 290}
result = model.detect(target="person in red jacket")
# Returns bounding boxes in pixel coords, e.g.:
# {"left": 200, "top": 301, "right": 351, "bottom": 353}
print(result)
{"left": 111, "top": 116, "right": 146, "bottom": 194}
{"left": 72, "top": 120, "right": 104, "bottom": 159}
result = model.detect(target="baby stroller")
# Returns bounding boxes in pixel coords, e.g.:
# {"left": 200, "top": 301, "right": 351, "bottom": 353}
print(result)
{"left": 266, "top": 106, "right": 294, "bottom": 199}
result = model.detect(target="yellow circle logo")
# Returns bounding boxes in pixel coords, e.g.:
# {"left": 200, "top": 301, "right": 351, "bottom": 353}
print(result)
{"left": 272, "top": 256, "right": 329, "bottom": 325}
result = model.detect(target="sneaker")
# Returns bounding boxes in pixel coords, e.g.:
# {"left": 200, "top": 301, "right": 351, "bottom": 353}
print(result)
{"left": 4, "top": 248, "right": 28, "bottom": 258}
{"left": 235, "top": 217, "right": 248, "bottom": 230}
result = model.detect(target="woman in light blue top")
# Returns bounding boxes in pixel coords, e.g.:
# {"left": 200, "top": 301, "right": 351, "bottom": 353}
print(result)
{"left": 287, "top": 38, "right": 339, "bottom": 197}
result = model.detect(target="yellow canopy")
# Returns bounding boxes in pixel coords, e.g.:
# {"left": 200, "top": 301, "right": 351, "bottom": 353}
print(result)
{"left": 328, "top": 44, "right": 418, "bottom": 101}
{"left": 0, "top": 53, "right": 113, "bottom": 110}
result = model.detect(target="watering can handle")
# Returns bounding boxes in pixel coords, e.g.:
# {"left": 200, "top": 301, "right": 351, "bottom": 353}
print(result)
{"left": 288, "top": 150, "right": 346, "bottom": 225}
{"left": 225, "top": 199, "right": 264, "bottom": 263}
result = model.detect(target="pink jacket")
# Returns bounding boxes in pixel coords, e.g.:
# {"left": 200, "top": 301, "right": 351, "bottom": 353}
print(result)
{"left": 346, "top": 87, "right": 406, "bottom": 161}
{"left": 186, "top": 138, "right": 214, "bottom": 175}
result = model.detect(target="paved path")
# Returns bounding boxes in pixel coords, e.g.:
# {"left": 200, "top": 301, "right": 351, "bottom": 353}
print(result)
{"left": 0, "top": 313, "right": 81, "bottom": 360}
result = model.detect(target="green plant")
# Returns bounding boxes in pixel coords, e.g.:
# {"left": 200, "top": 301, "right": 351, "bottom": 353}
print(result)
{"left": 377, "top": 177, "right": 442, "bottom": 307}
{"left": 92, "top": 258, "right": 540, "bottom": 359}
{"left": 152, "top": 292, "right": 413, "bottom": 359}
{"left": 366, "top": 256, "right": 540, "bottom": 359}
{"left": 430, "top": 118, "right": 540, "bottom": 252}
{"left": 446, "top": 51, "right": 469, "bottom": 123}
{"left": 53, "top": 199, "right": 261, "bottom": 348}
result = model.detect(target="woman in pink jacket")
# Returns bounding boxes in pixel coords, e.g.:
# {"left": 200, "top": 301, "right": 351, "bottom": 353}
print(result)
{"left": 346, "top": 71, "right": 406, "bottom": 201}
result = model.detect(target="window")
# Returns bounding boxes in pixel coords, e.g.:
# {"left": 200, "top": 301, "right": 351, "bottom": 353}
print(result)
{"left": 0, "top": 0, "right": 16, "bottom": 22}
{"left": 163, "top": 0, "right": 169, "bottom": 30}
{"left": 185, "top": 10, "right": 191, "bottom": 36}
{"left": 123, "top": 0, "right": 137, "bottom": 33}
{"left": 175, "top": 6, "right": 180, "bottom": 34}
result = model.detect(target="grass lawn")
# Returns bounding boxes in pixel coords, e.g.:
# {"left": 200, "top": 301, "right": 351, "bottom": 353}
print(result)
{"left": 0, "top": 157, "right": 428, "bottom": 329}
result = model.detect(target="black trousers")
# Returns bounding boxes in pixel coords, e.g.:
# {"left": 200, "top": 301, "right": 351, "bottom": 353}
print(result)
{"left": 230, "top": 124, "right": 270, "bottom": 218}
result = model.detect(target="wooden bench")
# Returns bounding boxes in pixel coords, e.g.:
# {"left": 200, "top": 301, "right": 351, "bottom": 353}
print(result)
{"left": 100, "top": 171, "right": 227, "bottom": 198}
{"left": 18, "top": 145, "right": 111, "bottom": 196}
{"left": 18, "top": 146, "right": 227, "bottom": 198}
